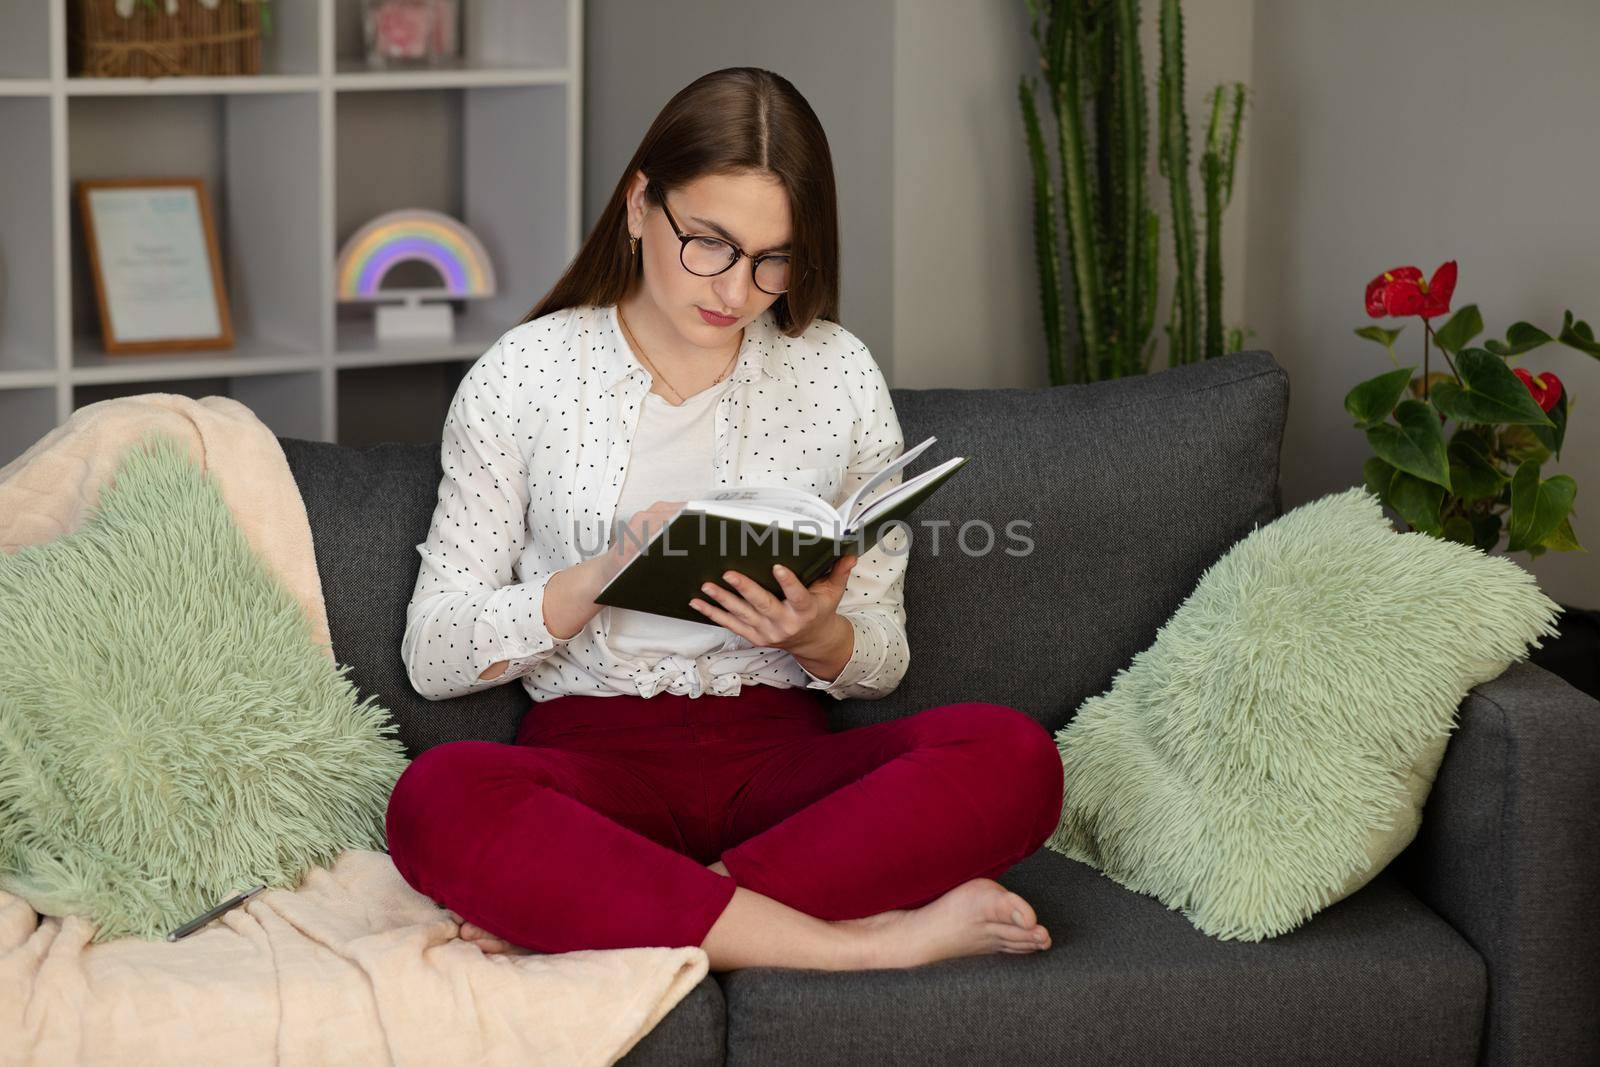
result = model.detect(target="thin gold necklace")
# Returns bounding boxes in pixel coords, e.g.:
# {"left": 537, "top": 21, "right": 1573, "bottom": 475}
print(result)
{"left": 617, "top": 305, "right": 740, "bottom": 404}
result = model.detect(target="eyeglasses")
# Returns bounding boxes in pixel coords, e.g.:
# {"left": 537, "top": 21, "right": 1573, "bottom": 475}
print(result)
{"left": 650, "top": 182, "right": 792, "bottom": 295}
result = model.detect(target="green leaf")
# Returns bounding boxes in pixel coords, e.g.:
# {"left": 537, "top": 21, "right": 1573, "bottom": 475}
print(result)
{"left": 1366, "top": 399, "right": 1452, "bottom": 491}
{"left": 1355, "top": 324, "right": 1405, "bottom": 347}
{"left": 1448, "top": 424, "right": 1497, "bottom": 462}
{"left": 1363, "top": 456, "right": 1399, "bottom": 509}
{"left": 1557, "top": 309, "right": 1600, "bottom": 359}
{"left": 1427, "top": 347, "right": 1556, "bottom": 427}
{"left": 1469, "top": 510, "right": 1503, "bottom": 553}
{"left": 1541, "top": 514, "right": 1585, "bottom": 552}
{"left": 1500, "top": 423, "right": 1553, "bottom": 465}
{"left": 1484, "top": 320, "right": 1554, "bottom": 357}
{"left": 1389, "top": 471, "right": 1446, "bottom": 536}
{"left": 1354, "top": 324, "right": 1404, "bottom": 360}
{"left": 1432, "top": 304, "right": 1483, "bottom": 356}
{"left": 1345, "top": 367, "right": 1414, "bottom": 428}
{"left": 1529, "top": 385, "right": 1568, "bottom": 461}
{"left": 1446, "top": 436, "right": 1506, "bottom": 502}
{"left": 1442, "top": 514, "right": 1476, "bottom": 545}
{"left": 1505, "top": 462, "right": 1577, "bottom": 553}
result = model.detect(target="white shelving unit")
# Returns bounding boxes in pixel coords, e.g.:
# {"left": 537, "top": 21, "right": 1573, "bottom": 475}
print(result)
{"left": 0, "top": 0, "right": 582, "bottom": 463}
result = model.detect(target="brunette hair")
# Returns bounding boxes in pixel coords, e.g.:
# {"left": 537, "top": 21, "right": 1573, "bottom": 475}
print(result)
{"left": 519, "top": 67, "right": 840, "bottom": 336}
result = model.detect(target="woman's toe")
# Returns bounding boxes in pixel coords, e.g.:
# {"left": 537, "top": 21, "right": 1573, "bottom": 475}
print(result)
{"left": 998, "top": 890, "right": 1037, "bottom": 929}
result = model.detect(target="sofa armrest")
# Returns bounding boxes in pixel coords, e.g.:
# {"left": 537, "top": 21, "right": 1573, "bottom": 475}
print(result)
{"left": 1395, "top": 659, "right": 1600, "bottom": 1067}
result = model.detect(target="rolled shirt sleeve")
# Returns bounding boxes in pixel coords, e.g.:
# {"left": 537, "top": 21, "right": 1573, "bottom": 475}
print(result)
{"left": 401, "top": 336, "right": 573, "bottom": 700}
{"left": 797, "top": 352, "right": 911, "bottom": 701}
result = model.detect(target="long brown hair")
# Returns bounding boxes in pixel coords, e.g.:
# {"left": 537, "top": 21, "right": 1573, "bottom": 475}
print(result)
{"left": 520, "top": 67, "right": 840, "bottom": 337}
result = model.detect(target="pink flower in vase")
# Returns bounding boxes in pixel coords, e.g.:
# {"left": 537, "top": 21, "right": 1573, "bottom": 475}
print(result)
{"left": 374, "top": 3, "right": 431, "bottom": 60}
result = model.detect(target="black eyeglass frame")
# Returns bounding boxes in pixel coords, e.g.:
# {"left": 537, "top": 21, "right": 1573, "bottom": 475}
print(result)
{"left": 648, "top": 181, "right": 793, "bottom": 295}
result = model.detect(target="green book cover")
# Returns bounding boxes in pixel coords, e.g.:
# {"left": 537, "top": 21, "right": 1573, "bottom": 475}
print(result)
{"left": 594, "top": 443, "right": 967, "bottom": 625}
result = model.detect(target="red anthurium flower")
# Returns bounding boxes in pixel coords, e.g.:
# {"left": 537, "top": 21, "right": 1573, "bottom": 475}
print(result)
{"left": 1364, "top": 260, "right": 1457, "bottom": 319}
{"left": 1366, "top": 267, "right": 1420, "bottom": 316}
{"left": 1513, "top": 368, "right": 1564, "bottom": 412}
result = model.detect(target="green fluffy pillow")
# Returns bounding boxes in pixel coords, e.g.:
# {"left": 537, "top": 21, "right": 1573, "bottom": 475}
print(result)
{"left": 1047, "top": 485, "right": 1562, "bottom": 941}
{"left": 0, "top": 430, "right": 408, "bottom": 942}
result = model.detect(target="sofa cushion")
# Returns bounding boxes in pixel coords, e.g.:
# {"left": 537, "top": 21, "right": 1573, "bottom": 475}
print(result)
{"left": 847, "top": 350, "right": 1288, "bottom": 735}
{"left": 0, "top": 432, "right": 406, "bottom": 940}
{"left": 1049, "top": 485, "right": 1563, "bottom": 942}
{"left": 716, "top": 847, "right": 1486, "bottom": 1065}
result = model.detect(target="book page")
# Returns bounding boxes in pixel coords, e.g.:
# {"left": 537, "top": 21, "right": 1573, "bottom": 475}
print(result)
{"left": 685, "top": 506, "right": 841, "bottom": 542}
{"left": 849, "top": 455, "right": 967, "bottom": 530}
{"left": 840, "top": 435, "right": 939, "bottom": 528}
{"left": 690, "top": 484, "right": 840, "bottom": 529}
{"left": 688, "top": 437, "right": 941, "bottom": 531}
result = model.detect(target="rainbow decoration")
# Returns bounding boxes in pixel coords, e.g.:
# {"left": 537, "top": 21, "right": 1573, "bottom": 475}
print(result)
{"left": 335, "top": 208, "right": 496, "bottom": 302}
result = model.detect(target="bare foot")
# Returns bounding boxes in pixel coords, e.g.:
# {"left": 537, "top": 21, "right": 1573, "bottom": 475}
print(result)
{"left": 855, "top": 878, "right": 1052, "bottom": 968}
{"left": 832, "top": 908, "right": 910, "bottom": 931}
{"left": 447, "top": 910, "right": 535, "bottom": 956}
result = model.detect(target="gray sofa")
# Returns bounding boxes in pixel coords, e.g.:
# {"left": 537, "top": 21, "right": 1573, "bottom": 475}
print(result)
{"left": 278, "top": 348, "right": 1600, "bottom": 1066}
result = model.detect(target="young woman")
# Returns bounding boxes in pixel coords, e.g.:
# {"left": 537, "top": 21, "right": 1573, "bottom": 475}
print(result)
{"left": 386, "top": 67, "right": 1064, "bottom": 972}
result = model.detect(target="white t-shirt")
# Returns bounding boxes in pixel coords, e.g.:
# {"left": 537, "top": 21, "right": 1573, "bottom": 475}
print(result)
{"left": 604, "top": 378, "right": 739, "bottom": 661}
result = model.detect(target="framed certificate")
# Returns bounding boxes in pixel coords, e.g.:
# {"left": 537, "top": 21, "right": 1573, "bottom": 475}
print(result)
{"left": 76, "top": 177, "right": 234, "bottom": 354}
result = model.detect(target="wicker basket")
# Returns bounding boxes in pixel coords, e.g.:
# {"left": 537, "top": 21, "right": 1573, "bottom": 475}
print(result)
{"left": 68, "top": 0, "right": 263, "bottom": 78}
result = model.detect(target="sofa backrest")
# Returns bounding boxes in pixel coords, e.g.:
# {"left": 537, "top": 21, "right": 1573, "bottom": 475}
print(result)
{"left": 279, "top": 348, "right": 1287, "bottom": 755}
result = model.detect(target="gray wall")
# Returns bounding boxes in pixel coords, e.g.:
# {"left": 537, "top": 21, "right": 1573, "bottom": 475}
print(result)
{"left": 1246, "top": 1, "right": 1599, "bottom": 608}
{"left": 583, "top": 0, "right": 894, "bottom": 374}
{"left": 890, "top": 0, "right": 1041, "bottom": 389}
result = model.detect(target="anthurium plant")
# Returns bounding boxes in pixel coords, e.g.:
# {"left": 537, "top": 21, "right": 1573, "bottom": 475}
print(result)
{"left": 1347, "top": 260, "right": 1593, "bottom": 559}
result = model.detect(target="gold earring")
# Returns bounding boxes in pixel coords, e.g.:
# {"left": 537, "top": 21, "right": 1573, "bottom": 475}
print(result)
{"left": 629, "top": 233, "right": 639, "bottom": 256}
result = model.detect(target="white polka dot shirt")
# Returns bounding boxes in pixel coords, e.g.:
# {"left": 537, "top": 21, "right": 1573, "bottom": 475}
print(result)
{"left": 401, "top": 302, "right": 911, "bottom": 703}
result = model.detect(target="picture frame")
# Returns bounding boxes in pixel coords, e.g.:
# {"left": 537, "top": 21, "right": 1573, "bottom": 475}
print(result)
{"left": 76, "top": 177, "right": 234, "bottom": 354}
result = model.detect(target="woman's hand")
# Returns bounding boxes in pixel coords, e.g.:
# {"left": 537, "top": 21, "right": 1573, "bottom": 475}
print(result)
{"left": 688, "top": 554, "right": 858, "bottom": 655}
{"left": 602, "top": 500, "right": 686, "bottom": 582}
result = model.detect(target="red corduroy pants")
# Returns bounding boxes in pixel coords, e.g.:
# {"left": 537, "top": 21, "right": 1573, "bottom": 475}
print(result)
{"left": 384, "top": 683, "right": 1065, "bottom": 954}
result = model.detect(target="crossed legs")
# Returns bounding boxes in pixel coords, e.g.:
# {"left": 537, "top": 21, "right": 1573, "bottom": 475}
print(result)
{"left": 388, "top": 702, "right": 1064, "bottom": 970}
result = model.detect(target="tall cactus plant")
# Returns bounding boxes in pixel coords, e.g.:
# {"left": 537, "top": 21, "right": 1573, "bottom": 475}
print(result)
{"left": 1157, "top": 0, "right": 1200, "bottom": 366}
{"left": 1202, "top": 82, "right": 1247, "bottom": 360}
{"left": 1021, "top": 0, "right": 1248, "bottom": 382}
{"left": 1107, "top": 0, "right": 1159, "bottom": 380}
{"left": 1020, "top": 0, "right": 1156, "bottom": 385}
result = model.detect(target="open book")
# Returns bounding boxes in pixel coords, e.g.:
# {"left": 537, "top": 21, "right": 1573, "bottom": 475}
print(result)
{"left": 593, "top": 436, "right": 967, "bottom": 624}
